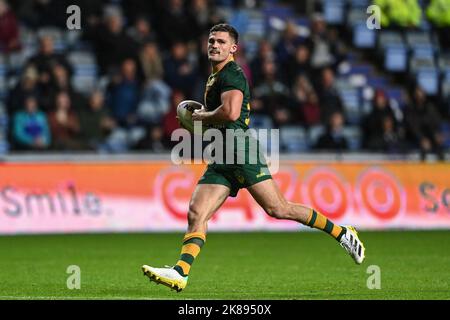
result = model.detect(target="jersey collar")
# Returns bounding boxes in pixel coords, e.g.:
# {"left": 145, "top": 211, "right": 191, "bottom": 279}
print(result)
{"left": 212, "top": 55, "right": 235, "bottom": 74}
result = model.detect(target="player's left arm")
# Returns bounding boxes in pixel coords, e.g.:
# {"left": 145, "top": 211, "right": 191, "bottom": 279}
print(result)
{"left": 192, "top": 90, "right": 243, "bottom": 125}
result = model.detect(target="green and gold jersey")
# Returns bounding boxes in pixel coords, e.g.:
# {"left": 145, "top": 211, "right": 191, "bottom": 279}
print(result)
{"left": 204, "top": 60, "right": 251, "bottom": 130}
{"left": 199, "top": 59, "right": 272, "bottom": 192}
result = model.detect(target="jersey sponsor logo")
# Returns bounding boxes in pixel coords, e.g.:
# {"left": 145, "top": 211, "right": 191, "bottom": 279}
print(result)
{"left": 206, "top": 75, "right": 217, "bottom": 88}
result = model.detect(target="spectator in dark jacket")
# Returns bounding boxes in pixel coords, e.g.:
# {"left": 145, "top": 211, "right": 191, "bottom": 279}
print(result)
{"left": 127, "top": 16, "right": 158, "bottom": 48}
{"left": 315, "top": 111, "right": 349, "bottom": 151}
{"left": 275, "top": 21, "right": 303, "bottom": 67}
{"left": 158, "top": 0, "right": 197, "bottom": 49}
{"left": 405, "top": 86, "right": 445, "bottom": 161}
{"left": 318, "top": 67, "right": 344, "bottom": 124}
{"left": 106, "top": 59, "right": 141, "bottom": 128}
{"left": 84, "top": 5, "right": 138, "bottom": 75}
{"left": 14, "top": 0, "right": 68, "bottom": 28}
{"left": 250, "top": 40, "right": 276, "bottom": 87}
{"left": 27, "top": 36, "right": 72, "bottom": 111}
{"left": 79, "top": 90, "right": 116, "bottom": 150}
{"left": 8, "top": 66, "right": 40, "bottom": 114}
{"left": 285, "top": 44, "right": 312, "bottom": 86}
{"left": 27, "top": 35, "right": 72, "bottom": 77}
{"left": 363, "top": 89, "right": 403, "bottom": 151}
{"left": 373, "top": 115, "right": 405, "bottom": 153}
{"left": 164, "top": 41, "right": 198, "bottom": 97}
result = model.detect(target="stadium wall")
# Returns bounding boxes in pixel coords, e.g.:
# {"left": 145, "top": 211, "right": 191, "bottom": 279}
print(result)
{"left": 0, "top": 155, "right": 449, "bottom": 234}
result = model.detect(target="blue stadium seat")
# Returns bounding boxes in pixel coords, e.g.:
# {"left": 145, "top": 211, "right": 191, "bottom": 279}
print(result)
{"left": 346, "top": 8, "right": 367, "bottom": 28}
{"left": 366, "top": 76, "right": 387, "bottom": 89}
{"left": 409, "top": 56, "right": 436, "bottom": 74}
{"left": 68, "top": 51, "right": 98, "bottom": 94}
{"left": 343, "top": 126, "right": 362, "bottom": 151}
{"left": 0, "top": 141, "right": 9, "bottom": 155}
{"left": 441, "top": 122, "right": 450, "bottom": 148}
{"left": 249, "top": 114, "right": 274, "bottom": 130}
{"left": 406, "top": 31, "right": 432, "bottom": 48}
{"left": 338, "top": 87, "right": 361, "bottom": 125}
{"left": 280, "top": 126, "right": 309, "bottom": 152}
{"left": 438, "top": 55, "right": 450, "bottom": 75}
{"left": 353, "top": 22, "right": 376, "bottom": 48}
{"left": 412, "top": 47, "right": 435, "bottom": 61}
{"left": 263, "top": 5, "right": 294, "bottom": 31}
{"left": 323, "top": 0, "right": 345, "bottom": 25}
{"left": 307, "top": 125, "right": 325, "bottom": 148}
{"left": 384, "top": 44, "right": 407, "bottom": 72}
{"left": 417, "top": 69, "right": 439, "bottom": 96}
{"left": 378, "top": 31, "right": 404, "bottom": 47}
{"left": 349, "top": 0, "right": 370, "bottom": 8}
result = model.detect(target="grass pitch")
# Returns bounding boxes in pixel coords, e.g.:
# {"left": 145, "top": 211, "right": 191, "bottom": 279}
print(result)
{"left": 1, "top": 231, "right": 449, "bottom": 300}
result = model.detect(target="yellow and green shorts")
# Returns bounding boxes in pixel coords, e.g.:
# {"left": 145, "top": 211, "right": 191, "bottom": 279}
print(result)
{"left": 198, "top": 162, "right": 273, "bottom": 197}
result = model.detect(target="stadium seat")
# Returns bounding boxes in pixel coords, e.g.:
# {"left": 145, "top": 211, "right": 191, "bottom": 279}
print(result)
{"left": 438, "top": 54, "right": 450, "bottom": 75}
{"left": 0, "top": 140, "right": 9, "bottom": 155}
{"left": 384, "top": 44, "right": 408, "bottom": 72}
{"left": 67, "top": 51, "right": 98, "bottom": 94}
{"left": 366, "top": 76, "right": 387, "bottom": 89}
{"left": 263, "top": 5, "right": 294, "bottom": 31}
{"left": 353, "top": 22, "right": 376, "bottom": 48}
{"left": 249, "top": 114, "right": 274, "bottom": 130}
{"left": 343, "top": 126, "right": 362, "bottom": 151}
{"left": 406, "top": 31, "right": 432, "bottom": 49}
{"left": 378, "top": 31, "right": 404, "bottom": 48}
{"left": 349, "top": 0, "right": 370, "bottom": 8}
{"left": 280, "top": 126, "right": 309, "bottom": 152}
{"left": 412, "top": 46, "right": 435, "bottom": 60}
{"left": 409, "top": 56, "right": 436, "bottom": 74}
{"left": 346, "top": 8, "right": 367, "bottom": 28}
{"left": 441, "top": 122, "right": 450, "bottom": 148}
{"left": 338, "top": 86, "right": 362, "bottom": 125}
{"left": 307, "top": 125, "right": 325, "bottom": 148}
{"left": 323, "top": 0, "right": 345, "bottom": 25}
{"left": 416, "top": 69, "right": 439, "bottom": 96}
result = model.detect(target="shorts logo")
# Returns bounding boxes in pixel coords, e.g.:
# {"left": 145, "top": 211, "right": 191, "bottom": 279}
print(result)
{"left": 256, "top": 172, "right": 266, "bottom": 178}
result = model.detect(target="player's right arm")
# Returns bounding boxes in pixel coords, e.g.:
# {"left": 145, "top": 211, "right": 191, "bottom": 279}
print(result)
{"left": 192, "top": 89, "right": 243, "bottom": 125}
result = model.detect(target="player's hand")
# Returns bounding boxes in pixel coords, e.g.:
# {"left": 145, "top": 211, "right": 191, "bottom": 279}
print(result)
{"left": 191, "top": 108, "right": 207, "bottom": 121}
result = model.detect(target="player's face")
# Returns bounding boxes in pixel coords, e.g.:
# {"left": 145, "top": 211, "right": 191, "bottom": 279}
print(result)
{"left": 208, "top": 31, "right": 237, "bottom": 63}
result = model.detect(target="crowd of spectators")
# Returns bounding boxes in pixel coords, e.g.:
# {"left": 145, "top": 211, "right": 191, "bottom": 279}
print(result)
{"left": 0, "top": 0, "right": 448, "bottom": 160}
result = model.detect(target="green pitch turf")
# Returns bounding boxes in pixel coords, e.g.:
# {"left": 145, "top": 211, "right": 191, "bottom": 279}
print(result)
{"left": 0, "top": 231, "right": 449, "bottom": 300}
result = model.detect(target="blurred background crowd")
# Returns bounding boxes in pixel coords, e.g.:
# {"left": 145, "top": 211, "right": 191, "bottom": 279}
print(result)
{"left": 0, "top": 0, "right": 449, "bottom": 160}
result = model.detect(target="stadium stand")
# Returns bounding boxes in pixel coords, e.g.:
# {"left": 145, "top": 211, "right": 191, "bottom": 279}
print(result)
{"left": 0, "top": 0, "right": 448, "bottom": 161}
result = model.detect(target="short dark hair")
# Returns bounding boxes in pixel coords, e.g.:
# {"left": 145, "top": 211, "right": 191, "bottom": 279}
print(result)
{"left": 209, "top": 24, "right": 239, "bottom": 44}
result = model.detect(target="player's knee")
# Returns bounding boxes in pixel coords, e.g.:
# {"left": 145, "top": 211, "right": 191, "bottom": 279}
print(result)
{"left": 264, "top": 203, "right": 288, "bottom": 219}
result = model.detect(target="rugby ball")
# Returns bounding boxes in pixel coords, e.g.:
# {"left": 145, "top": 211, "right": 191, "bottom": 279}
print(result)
{"left": 176, "top": 100, "right": 204, "bottom": 133}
